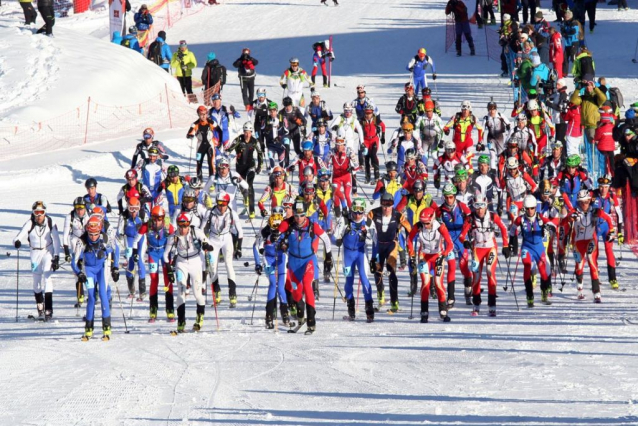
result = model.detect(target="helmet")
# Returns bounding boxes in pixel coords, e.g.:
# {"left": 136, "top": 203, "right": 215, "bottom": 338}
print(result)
{"left": 32, "top": 200, "right": 47, "bottom": 213}
{"left": 293, "top": 196, "right": 307, "bottom": 216}
{"left": 176, "top": 212, "right": 191, "bottom": 227}
{"left": 455, "top": 168, "right": 468, "bottom": 181}
{"left": 151, "top": 206, "right": 166, "bottom": 219}
{"left": 127, "top": 197, "right": 141, "bottom": 212}
{"left": 167, "top": 165, "right": 180, "bottom": 177}
{"left": 91, "top": 206, "right": 105, "bottom": 219}
{"left": 282, "top": 195, "right": 294, "bottom": 208}
{"left": 303, "top": 166, "right": 315, "bottom": 177}
{"left": 210, "top": 93, "right": 221, "bottom": 101}
{"left": 148, "top": 147, "right": 160, "bottom": 157}
{"left": 508, "top": 135, "right": 520, "bottom": 147}
{"left": 189, "top": 177, "right": 203, "bottom": 190}
{"left": 413, "top": 180, "right": 425, "bottom": 192}
{"left": 183, "top": 188, "right": 197, "bottom": 203}
{"left": 473, "top": 194, "right": 488, "bottom": 210}
{"left": 216, "top": 191, "right": 230, "bottom": 206}
{"left": 598, "top": 174, "right": 612, "bottom": 186}
{"left": 461, "top": 100, "right": 472, "bottom": 111}
{"left": 335, "top": 127, "right": 347, "bottom": 143}
{"left": 302, "top": 140, "right": 313, "bottom": 151}
{"left": 356, "top": 84, "right": 366, "bottom": 93}
{"left": 527, "top": 99, "right": 539, "bottom": 111}
{"left": 318, "top": 168, "right": 331, "bottom": 180}
{"left": 405, "top": 148, "right": 417, "bottom": 160}
{"left": 402, "top": 122, "right": 414, "bottom": 132}
{"left": 272, "top": 166, "right": 285, "bottom": 176}
{"left": 73, "top": 197, "right": 86, "bottom": 209}
{"left": 301, "top": 181, "right": 315, "bottom": 196}
{"left": 197, "top": 105, "right": 207, "bottom": 114}
{"left": 143, "top": 128, "right": 154, "bottom": 139}
{"left": 506, "top": 157, "right": 519, "bottom": 169}
{"left": 419, "top": 207, "right": 435, "bottom": 224}
{"left": 516, "top": 113, "right": 528, "bottom": 122}
{"left": 269, "top": 213, "right": 283, "bottom": 230}
{"left": 487, "top": 101, "right": 497, "bottom": 110}
{"left": 404, "top": 82, "right": 414, "bottom": 92}
{"left": 423, "top": 100, "right": 435, "bottom": 112}
{"left": 311, "top": 91, "right": 321, "bottom": 99}
{"left": 380, "top": 192, "right": 394, "bottom": 206}
{"left": 442, "top": 183, "right": 457, "bottom": 196}
{"left": 125, "top": 169, "right": 138, "bottom": 180}
{"left": 577, "top": 189, "right": 591, "bottom": 202}
{"left": 289, "top": 57, "right": 299, "bottom": 64}
{"left": 86, "top": 217, "right": 102, "bottom": 234}
{"left": 316, "top": 119, "right": 326, "bottom": 128}
{"left": 566, "top": 154, "right": 581, "bottom": 167}
{"left": 418, "top": 47, "right": 426, "bottom": 56}
{"left": 283, "top": 97, "right": 293, "bottom": 107}
{"left": 243, "top": 122, "right": 254, "bottom": 132}
{"left": 351, "top": 197, "right": 366, "bottom": 214}
{"left": 478, "top": 154, "right": 490, "bottom": 165}
{"left": 343, "top": 102, "right": 354, "bottom": 113}
{"left": 268, "top": 101, "right": 278, "bottom": 110}
{"left": 422, "top": 87, "right": 432, "bottom": 96}
{"left": 85, "top": 178, "right": 97, "bottom": 188}
{"left": 129, "top": 25, "right": 138, "bottom": 35}
{"left": 523, "top": 194, "right": 537, "bottom": 209}
{"left": 386, "top": 161, "right": 397, "bottom": 172}
{"left": 217, "top": 156, "right": 230, "bottom": 168}
{"left": 256, "top": 87, "right": 266, "bottom": 97}
{"left": 551, "top": 141, "right": 563, "bottom": 150}
{"left": 444, "top": 140, "right": 456, "bottom": 151}
{"left": 272, "top": 206, "right": 285, "bottom": 215}
{"left": 364, "top": 102, "right": 375, "bottom": 112}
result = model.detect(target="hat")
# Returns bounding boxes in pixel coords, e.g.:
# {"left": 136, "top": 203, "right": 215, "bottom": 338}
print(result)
{"left": 530, "top": 53, "right": 541, "bottom": 67}
{"left": 211, "top": 93, "right": 221, "bottom": 101}
{"left": 179, "top": 40, "right": 187, "bottom": 47}
{"left": 520, "top": 33, "right": 529, "bottom": 42}
{"left": 503, "top": 13, "right": 511, "bottom": 21}
{"left": 551, "top": 141, "right": 563, "bottom": 149}
{"left": 556, "top": 78, "right": 566, "bottom": 88}
{"left": 535, "top": 11, "right": 543, "bottom": 19}
{"left": 565, "top": 10, "right": 573, "bottom": 19}
{"left": 158, "top": 30, "right": 166, "bottom": 40}
{"left": 140, "top": 3, "right": 148, "bottom": 9}
{"left": 207, "top": 52, "right": 216, "bottom": 62}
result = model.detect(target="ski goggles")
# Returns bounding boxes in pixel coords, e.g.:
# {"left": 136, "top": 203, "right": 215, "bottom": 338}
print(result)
{"left": 143, "top": 133, "right": 153, "bottom": 140}
{"left": 183, "top": 196, "right": 196, "bottom": 204}
{"left": 351, "top": 204, "right": 365, "bottom": 214}
{"left": 128, "top": 205, "right": 140, "bottom": 212}
{"left": 303, "top": 187, "right": 316, "bottom": 195}
{"left": 381, "top": 199, "right": 394, "bottom": 207}
{"left": 33, "top": 210, "right": 46, "bottom": 217}
{"left": 168, "top": 171, "right": 179, "bottom": 178}
{"left": 218, "top": 163, "right": 229, "bottom": 169}
{"left": 216, "top": 200, "right": 229, "bottom": 207}
{"left": 474, "top": 201, "right": 487, "bottom": 209}
{"left": 74, "top": 204, "right": 86, "bottom": 210}
{"left": 151, "top": 215, "right": 165, "bottom": 222}
{"left": 177, "top": 222, "right": 191, "bottom": 228}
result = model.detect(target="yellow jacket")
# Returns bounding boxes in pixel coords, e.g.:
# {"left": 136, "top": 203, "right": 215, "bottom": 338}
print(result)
{"left": 171, "top": 50, "right": 197, "bottom": 77}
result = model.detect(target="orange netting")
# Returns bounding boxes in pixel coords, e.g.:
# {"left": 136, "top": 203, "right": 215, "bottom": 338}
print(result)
{"left": 136, "top": 0, "right": 207, "bottom": 48}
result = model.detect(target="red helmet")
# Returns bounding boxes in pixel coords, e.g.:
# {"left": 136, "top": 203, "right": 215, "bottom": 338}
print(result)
{"left": 128, "top": 197, "right": 141, "bottom": 211}
{"left": 151, "top": 205, "right": 165, "bottom": 218}
{"left": 404, "top": 82, "right": 414, "bottom": 92}
{"left": 216, "top": 191, "right": 231, "bottom": 206}
{"left": 91, "top": 206, "right": 105, "bottom": 219}
{"left": 143, "top": 128, "right": 154, "bottom": 139}
{"left": 125, "top": 169, "right": 138, "bottom": 180}
{"left": 86, "top": 216, "right": 102, "bottom": 234}
{"left": 197, "top": 105, "right": 207, "bottom": 114}
{"left": 419, "top": 207, "right": 435, "bottom": 224}
{"left": 176, "top": 212, "right": 191, "bottom": 227}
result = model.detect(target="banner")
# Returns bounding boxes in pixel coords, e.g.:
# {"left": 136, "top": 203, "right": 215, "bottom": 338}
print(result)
{"left": 109, "top": 0, "right": 125, "bottom": 41}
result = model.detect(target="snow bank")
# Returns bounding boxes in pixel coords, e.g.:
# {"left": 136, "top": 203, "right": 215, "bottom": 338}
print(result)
{"left": 0, "top": 24, "right": 184, "bottom": 124}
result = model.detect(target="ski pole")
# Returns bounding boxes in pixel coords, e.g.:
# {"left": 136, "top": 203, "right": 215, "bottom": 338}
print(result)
{"left": 187, "top": 138, "right": 194, "bottom": 175}
{"left": 510, "top": 253, "right": 521, "bottom": 311}
{"left": 247, "top": 275, "right": 260, "bottom": 301}
{"left": 355, "top": 278, "right": 361, "bottom": 313}
{"left": 332, "top": 246, "right": 341, "bottom": 320}
{"left": 114, "top": 281, "right": 131, "bottom": 334}
{"left": 504, "top": 256, "right": 512, "bottom": 291}
{"left": 15, "top": 248, "right": 19, "bottom": 322}
{"left": 250, "top": 276, "right": 260, "bottom": 325}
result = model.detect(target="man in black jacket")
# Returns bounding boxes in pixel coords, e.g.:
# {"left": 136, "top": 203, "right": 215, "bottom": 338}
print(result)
{"left": 232, "top": 48, "right": 259, "bottom": 112}
{"left": 201, "top": 52, "right": 227, "bottom": 93}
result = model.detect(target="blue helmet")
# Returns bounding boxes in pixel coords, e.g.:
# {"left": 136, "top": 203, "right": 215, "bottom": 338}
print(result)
{"left": 318, "top": 168, "right": 331, "bottom": 180}
{"left": 302, "top": 140, "right": 314, "bottom": 151}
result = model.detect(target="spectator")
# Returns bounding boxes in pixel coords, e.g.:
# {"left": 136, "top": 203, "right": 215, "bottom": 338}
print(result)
{"left": 19, "top": 0, "right": 37, "bottom": 26}
{"left": 500, "top": 0, "right": 519, "bottom": 22}
{"left": 560, "top": 10, "right": 580, "bottom": 78}
{"left": 121, "top": 26, "right": 143, "bottom": 54}
{"left": 35, "top": 0, "right": 54, "bottom": 36}
{"left": 572, "top": 47, "right": 595, "bottom": 86}
{"left": 445, "top": 0, "right": 475, "bottom": 56}
{"left": 520, "top": 0, "right": 538, "bottom": 25}
{"left": 533, "top": 11, "right": 550, "bottom": 65}
{"left": 570, "top": 79, "right": 607, "bottom": 143}
{"left": 232, "top": 48, "right": 259, "bottom": 111}
{"left": 529, "top": 53, "right": 550, "bottom": 94}
{"left": 171, "top": 40, "right": 197, "bottom": 95}
{"left": 134, "top": 4, "right": 153, "bottom": 32}
{"left": 147, "top": 30, "right": 172, "bottom": 72}
{"left": 583, "top": 0, "right": 597, "bottom": 33}
{"left": 201, "top": 52, "right": 227, "bottom": 92}
{"left": 112, "top": 31, "right": 123, "bottom": 45}
{"left": 548, "top": 26, "right": 563, "bottom": 79}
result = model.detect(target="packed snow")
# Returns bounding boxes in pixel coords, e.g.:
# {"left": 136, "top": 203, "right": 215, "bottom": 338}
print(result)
{"left": 1, "top": 0, "right": 638, "bottom": 425}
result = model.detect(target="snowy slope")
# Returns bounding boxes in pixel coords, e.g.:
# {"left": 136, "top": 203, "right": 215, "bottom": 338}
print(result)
{"left": 1, "top": 0, "right": 638, "bottom": 425}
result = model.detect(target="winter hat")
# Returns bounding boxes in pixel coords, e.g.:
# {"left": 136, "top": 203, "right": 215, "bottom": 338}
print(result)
{"left": 207, "top": 52, "right": 216, "bottom": 62}
{"left": 158, "top": 30, "right": 166, "bottom": 40}
{"left": 179, "top": 40, "right": 187, "bottom": 48}
{"left": 625, "top": 109, "right": 636, "bottom": 120}
{"left": 535, "top": 11, "right": 543, "bottom": 20}
{"left": 565, "top": 10, "right": 573, "bottom": 19}
{"left": 519, "top": 33, "right": 529, "bottom": 42}
{"left": 531, "top": 53, "right": 541, "bottom": 67}
{"left": 503, "top": 13, "right": 511, "bottom": 21}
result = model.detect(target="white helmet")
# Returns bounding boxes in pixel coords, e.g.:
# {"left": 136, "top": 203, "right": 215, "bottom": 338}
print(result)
{"left": 343, "top": 102, "right": 354, "bottom": 113}
{"left": 516, "top": 113, "right": 528, "bottom": 122}
{"left": 461, "top": 100, "right": 472, "bottom": 111}
{"left": 311, "top": 91, "right": 321, "bottom": 98}
{"left": 523, "top": 194, "right": 537, "bottom": 209}
{"left": 506, "top": 157, "right": 519, "bottom": 169}
{"left": 577, "top": 189, "right": 591, "bottom": 202}
{"left": 335, "top": 127, "right": 347, "bottom": 143}
{"left": 256, "top": 87, "right": 266, "bottom": 97}
{"left": 444, "top": 140, "right": 456, "bottom": 151}
{"left": 243, "top": 122, "right": 254, "bottom": 132}
{"left": 556, "top": 78, "right": 566, "bottom": 89}
{"left": 527, "top": 99, "right": 539, "bottom": 111}
{"left": 473, "top": 194, "right": 488, "bottom": 209}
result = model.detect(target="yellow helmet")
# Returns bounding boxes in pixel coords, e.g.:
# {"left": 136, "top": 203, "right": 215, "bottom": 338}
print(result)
{"left": 402, "top": 122, "right": 414, "bottom": 132}
{"left": 269, "top": 213, "right": 283, "bottom": 230}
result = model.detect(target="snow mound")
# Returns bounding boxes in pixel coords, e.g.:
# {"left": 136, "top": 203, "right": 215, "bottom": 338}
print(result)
{"left": 0, "top": 24, "right": 183, "bottom": 124}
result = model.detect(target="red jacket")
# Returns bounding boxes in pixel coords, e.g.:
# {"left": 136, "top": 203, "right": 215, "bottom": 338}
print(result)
{"left": 561, "top": 105, "right": 582, "bottom": 138}
{"left": 594, "top": 120, "right": 615, "bottom": 152}
{"left": 360, "top": 117, "right": 385, "bottom": 150}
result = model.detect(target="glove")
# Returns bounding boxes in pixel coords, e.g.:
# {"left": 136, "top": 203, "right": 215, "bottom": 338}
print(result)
{"left": 434, "top": 176, "right": 440, "bottom": 189}
{"left": 187, "top": 134, "right": 194, "bottom": 140}
{"left": 234, "top": 249, "right": 242, "bottom": 259}
{"left": 336, "top": 238, "right": 343, "bottom": 247}
{"left": 497, "top": 206, "right": 503, "bottom": 217}
{"left": 369, "top": 257, "right": 377, "bottom": 272}
{"left": 409, "top": 257, "right": 416, "bottom": 270}
{"left": 51, "top": 255, "right": 60, "bottom": 272}
{"left": 255, "top": 264, "right": 263, "bottom": 275}
{"left": 325, "top": 252, "right": 334, "bottom": 271}
{"left": 432, "top": 73, "right": 437, "bottom": 81}
{"left": 463, "top": 240, "right": 472, "bottom": 249}
{"left": 476, "top": 143, "right": 485, "bottom": 152}
{"left": 281, "top": 84, "right": 287, "bottom": 90}
{"left": 618, "top": 232, "right": 624, "bottom": 245}
{"left": 359, "top": 229, "right": 367, "bottom": 242}
{"left": 437, "top": 140, "right": 444, "bottom": 149}
{"left": 408, "top": 66, "right": 414, "bottom": 72}
{"left": 64, "top": 245, "right": 71, "bottom": 262}
{"left": 77, "top": 273, "right": 87, "bottom": 284}
{"left": 132, "top": 248, "right": 139, "bottom": 263}
{"left": 288, "top": 164, "right": 295, "bottom": 173}
{"left": 278, "top": 240, "right": 288, "bottom": 252}
{"left": 443, "top": 128, "right": 450, "bottom": 135}
{"left": 167, "top": 264, "right": 176, "bottom": 284}
{"left": 606, "top": 233, "right": 615, "bottom": 243}
{"left": 111, "top": 267, "right": 120, "bottom": 282}
{"left": 502, "top": 246, "right": 511, "bottom": 259}
{"left": 14, "top": 240, "right": 21, "bottom": 249}
{"left": 381, "top": 134, "right": 386, "bottom": 145}
{"left": 202, "top": 242, "right": 214, "bottom": 251}
{"left": 260, "top": 209, "right": 268, "bottom": 217}
{"left": 310, "top": 86, "right": 316, "bottom": 93}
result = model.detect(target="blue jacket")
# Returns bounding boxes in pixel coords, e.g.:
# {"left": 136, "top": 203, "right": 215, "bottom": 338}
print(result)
{"left": 122, "top": 34, "right": 143, "bottom": 54}
{"left": 530, "top": 63, "right": 550, "bottom": 87}
{"left": 561, "top": 20, "right": 579, "bottom": 47}
{"left": 406, "top": 55, "right": 435, "bottom": 80}
{"left": 154, "top": 36, "right": 172, "bottom": 69}
{"left": 209, "top": 107, "right": 232, "bottom": 145}
{"left": 112, "top": 31, "right": 123, "bottom": 45}
{"left": 134, "top": 11, "right": 153, "bottom": 31}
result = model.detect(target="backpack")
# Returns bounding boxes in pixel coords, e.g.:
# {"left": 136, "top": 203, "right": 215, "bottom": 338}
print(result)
{"left": 121, "top": 37, "right": 132, "bottom": 49}
{"left": 148, "top": 41, "right": 163, "bottom": 66}
{"left": 27, "top": 215, "right": 54, "bottom": 244}
{"left": 579, "top": 55, "right": 595, "bottom": 79}
{"left": 609, "top": 87, "right": 624, "bottom": 109}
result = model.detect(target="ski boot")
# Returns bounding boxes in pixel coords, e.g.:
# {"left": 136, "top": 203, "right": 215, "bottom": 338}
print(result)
{"left": 527, "top": 297, "right": 534, "bottom": 308}
{"left": 487, "top": 295, "right": 496, "bottom": 317}
{"left": 471, "top": 305, "right": 480, "bottom": 316}
{"left": 447, "top": 298, "right": 455, "bottom": 309}
{"left": 281, "top": 308, "right": 291, "bottom": 326}
{"left": 265, "top": 315, "right": 274, "bottom": 329}
{"left": 420, "top": 312, "right": 429, "bottom": 323}
{"left": 166, "top": 309, "right": 176, "bottom": 322}
{"left": 44, "top": 310, "right": 53, "bottom": 322}
{"left": 289, "top": 303, "right": 298, "bottom": 317}
{"left": 346, "top": 297, "right": 356, "bottom": 320}
{"left": 365, "top": 300, "right": 374, "bottom": 323}
{"left": 229, "top": 296, "right": 237, "bottom": 308}
{"left": 175, "top": 320, "right": 186, "bottom": 334}
{"left": 531, "top": 273, "right": 537, "bottom": 289}
{"left": 365, "top": 171, "right": 371, "bottom": 185}
{"left": 456, "top": 51, "right": 462, "bottom": 57}
{"left": 389, "top": 301, "right": 400, "bottom": 313}
{"left": 377, "top": 290, "right": 385, "bottom": 306}
{"left": 541, "top": 289, "right": 552, "bottom": 305}
{"left": 193, "top": 313, "right": 204, "bottom": 331}
{"left": 610, "top": 279, "right": 619, "bottom": 290}
{"left": 127, "top": 275, "right": 135, "bottom": 296}
{"left": 305, "top": 325, "right": 316, "bottom": 334}
{"left": 488, "top": 307, "right": 496, "bottom": 317}
{"left": 594, "top": 292, "right": 602, "bottom": 303}
{"left": 313, "top": 279, "right": 320, "bottom": 301}
{"left": 214, "top": 291, "right": 222, "bottom": 305}
{"left": 464, "top": 278, "right": 473, "bottom": 305}
{"left": 332, "top": 0, "right": 338, "bottom": 5}
{"left": 576, "top": 274, "right": 585, "bottom": 299}
{"left": 249, "top": 211, "right": 256, "bottom": 219}
{"left": 81, "top": 319, "right": 94, "bottom": 341}
{"left": 149, "top": 306, "right": 158, "bottom": 322}
{"left": 102, "top": 317, "right": 111, "bottom": 341}
{"left": 438, "top": 302, "right": 451, "bottom": 322}
{"left": 607, "top": 266, "right": 618, "bottom": 290}
{"left": 470, "top": 49, "right": 476, "bottom": 56}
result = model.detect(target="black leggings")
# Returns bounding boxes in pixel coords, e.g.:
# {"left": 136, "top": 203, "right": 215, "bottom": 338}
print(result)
{"left": 364, "top": 143, "right": 379, "bottom": 178}
{"left": 36, "top": 5, "right": 54, "bottom": 35}
{"left": 375, "top": 242, "right": 399, "bottom": 304}
{"left": 239, "top": 77, "right": 255, "bottom": 107}
{"left": 178, "top": 76, "right": 193, "bottom": 95}
{"left": 196, "top": 141, "right": 214, "bottom": 180}
{"left": 236, "top": 164, "right": 255, "bottom": 214}
{"left": 520, "top": 0, "right": 536, "bottom": 24}
{"left": 20, "top": 2, "right": 37, "bottom": 24}
{"left": 585, "top": 1, "right": 596, "bottom": 31}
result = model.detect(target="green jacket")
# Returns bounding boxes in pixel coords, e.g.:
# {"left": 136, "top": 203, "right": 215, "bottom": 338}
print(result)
{"left": 570, "top": 87, "right": 606, "bottom": 129}
{"left": 571, "top": 52, "right": 595, "bottom": 81}
{"left": 170, "top": 50, "right": 197, "bottom": 77}
{"left": 517, "top": 59, "right": 533, "bottom": 93}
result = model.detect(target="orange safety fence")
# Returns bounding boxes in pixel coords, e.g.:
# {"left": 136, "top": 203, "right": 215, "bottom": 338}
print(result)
{"left": 0, "top": 84, "right": 199, "bottom": 161}
{"left": 137, "top": 0, "right": 207, "bottom": 50}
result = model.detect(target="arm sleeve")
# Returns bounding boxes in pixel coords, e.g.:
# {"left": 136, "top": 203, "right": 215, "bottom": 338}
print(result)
{"left": 232, "top": 210, "right": 244, "bottom": 238}
{"left": 315, "top": 223, "right": 332, "bottom": 253}
{"left": 71, "top": 241, "right": 85, "bottom": 275}
{"left": 14, "top": 220, "right": 31, "bottom": 247}
{"left": 62, "top": 213, "right": 72, "bottom": 246}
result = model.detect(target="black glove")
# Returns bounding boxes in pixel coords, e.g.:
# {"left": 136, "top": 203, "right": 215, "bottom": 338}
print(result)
{"left": 111, "top": 267, "right": 120, "bottom": 282}
{"left": 497, "top": 206, "right": 503, "bottom": 217}
{"left": 409, "top": 257, "right": 416, "bottom": 270}
{"left": 255, "top": 264, "right": 263, "bottom": 275}
{"left": 281, "top": 83, "right": 287, "bottom": 90}
{"left": 132, "top": 248, "right": 139, "bottom": 263}
{"left": 77, "top": 272, "right": 87, "bottom": 284}
{"left": 434, "top": 176, "right": 440, "bottom": 189}
{"left": 476, "top": 143, "right": 485, "bottom": 152}
{"left": 325, "top": 252, "right": 334, "bottom": 271}
{"left": 64, "top": 245, "right": 71, "bottom": 262}
{"left": 260, "top": 209, "right": 268, "bottom": 217}
{"left": 278, "top": 240, "right": 288, "bottom": 252}
{"left": 463, "top": 240, "right": 472, "bottom": 249}
{"left": 432, "top": 73, "right": 437, "bottom": 81}
{"left": 502, "top": 246, "right": 511, "bottom": 259}
{"left": 166, "top": 264, "right": 176, "bottom": 284}
{"left": 287, "top": 164, "right": 295, "bottom": 173}
{"left": 14, "top": 240, "right": 21, "bottom": 249}
{"left": 359, "top": 229, "right": 367, "bottom": 242}
{"left": 369, "top": 257, "right": 376, "bottom": 272}
{"left": 381, "top": 133, "right": 386, "bottom": 145}
{"left": 202, "top": 242, "right": 214, "bottom": 251}
{"left": 336, "top": 238, "right": 343, "bottom": 247}
{"left": 51, "top": 255, "right": 60, "bottom": 272}
{"left": 234, "top": 249, "right": 242, "bottom": 259}
{"left": 437, "top": 140, "right": 444, "bottom": 149}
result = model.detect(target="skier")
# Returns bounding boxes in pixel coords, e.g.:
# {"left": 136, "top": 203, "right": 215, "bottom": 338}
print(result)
{"left": 257, "top": 166, "right": 298, "bottom": 216}
{"left": 187, "top": 106, "right": 218, "bottom": 180}
{"left": 279, "top": 57, "right": 314, "bottom": 108}
{"left": 443, "top": 100, "right": 484, "bottom": 160}
{"left": 226, "top": 122, "right": 263, "bottom": 218}
{"left": 501, "top": 157, "right": 539, "bottom": 226}
{"left": 117, "top": 197, "right": 147, "bottom": 300}
{"left": 116, "top": 169, "right": 152, "bottom": 218}
{"left": 201, "top": 51, "right": 226, "bottom": 92}
{"left": 592, "top": 175, "right": 623, "bottom": 290}
{"left": 407, "top": 208, "right": 453, "bottom": 322}
{"left": 453, "top": 168, "right": 475, "bottom": 206}
{"left": 134, "top": 146, "right": 166, "bottom": 201}
{"left": 203, "top": 156, "right": 249, "bottom": 213}
{"left": 201, "top": 192, "right": 243, "bottom": 308}
{"left": 254, "top": 211, "right": 290, "bottom": 328}
{"left": 189, "top": 177, "right": 213, "bottom": 210}
{"left": 304, "top": 91, "right": 334, "bottom": 134}
{"left": 164, "top": 165, "right": 187, "bottom": 218}
{"left": 276, "top": 197, "right": 334, "bottom": 334}
{"left": 330, "top": 103, "right": 364, "bottom": 158}
{"left": 510, "top": 194, "right": 558, "bottom": 307}
{"left": 232, "top": 48, "right": 259, "bottom": 111}
{"left": 539, "top": 141, "right": 565, "bottom": 182}
{"left": 433, "top": 140, "right": 470, "bottom": 190}
{"left": 352, "top": 85, "right": 381, "bottom": 121}
{"left": 334, "top": 198, "right": 376, "bottom": 322}
{"left": 554, "top": 154, "right": 592, "bottom": 212}
{"left": 470, "top": 154, "right": 501, "bottom": 213}
{"left": 83, "top": 178, "right": 112, "bottom": 218}
{"left": 13, "top": 201, "right": 61, "bottom": 321}
{"left": 327, "top": 134, "right": 359, "bottom": 213}
{"left": 171, "top": 187, "right": 207, "bottom": 229}
{"left": 395, "top": 83, "right": 419, "bottom": 124}
{"left": 481, "top": 101, "right": 511, "bottom": 170}
{"left": 373, "top": 161, "right": 403, "bottom": 205}
{"left": 263, "top": 102, "right": 286, "bottom": 171}
{"left": 391, "top": 123, "right": 423, "bottom": 173}
{"left": 163, "top": 213, "right": 214, "bottom": 333}
{"left": 251, "top": 88, "right": 271, "bottom": 149}
{"left": 287, "top": 140, "right": 325, "bottom": 183}
{"left": 310, "top": 41, "right": 333, "bottom": 88}
{"left": 278, "top": 96, "right": 306, "bottom": 162}
{"left": 438, "top": 183, "right": 473, "bottom": 307}
{"left": 63, "top": 197, "right": 90, "bottom": 307}
{"left": 131, "top": 128, "right": 168, "bottom": 167}
{"left": 312, "top": 119, "right": 333, "bottom": 165}
{"left": 368, "top": 192, "right": 412, "bottom": 311}
{"left": 73, "top": 216, "right": 120, "bottom": 340}
{"left": 406, "top": 48, "right": 437, "bottom": 94}
{"left": 415, "top": 100, "right": 444, "bottom": 167}
{"left": 400, "top": 149, "right": 428, "bottom": 193}
{"left": 359, "top": 103, "right": 385, "bottom": 183}
{"left": 527, "top": 99, "right": 555, "bottom": 157}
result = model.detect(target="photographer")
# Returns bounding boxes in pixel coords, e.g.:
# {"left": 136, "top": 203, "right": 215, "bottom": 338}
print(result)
{"left": 171, "top": 40, "right": 198, "bottom": 96}
{"left": 134, "top": 4, "right": 153, "bottom": 32}
{"left": 232, "top": 48, "right": 259, "bottom": 112}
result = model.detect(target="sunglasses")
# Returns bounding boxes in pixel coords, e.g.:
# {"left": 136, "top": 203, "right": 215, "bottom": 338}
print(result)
{"left": 128, "top": 207, "right": 140, "bottom": 212}
{"left": 273, "top": 172, "right": 284, "bottom": 178}
{"left": 178, "top": 223, "right": 190, "bottom": 228}
{"left": 217, "top": 201, "right": 229, "bottom": 207}
{"left": 183, "top": 196, "right": 196, "bottom": 203}
{"left": 152, "top": 216, "right": 164, "bottom": 221}
{"left": 294, "top": 211, "right": 306, "bottom": 217}
{"left": 126, "top": 177, "right": 136, "bottom": 181}
{"left": 381, "top": 201, "right": 393, "bottom": 207}
{"left": 33, "top": 210, "right": 46, "bottom": 217}
{"left": 74, "top": 205, "right": 86, "bottom": 209}
{"left": 218, "top": 164, "right": 229, "bottom": 169}
{"left": 304, "top": 189, "right": 316, "bottom": 195}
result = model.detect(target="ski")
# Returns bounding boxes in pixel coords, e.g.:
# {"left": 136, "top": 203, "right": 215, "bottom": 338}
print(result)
{"left": 287, "top": 318, "right": 306, "bottom": 333}
{"left": 342, "top": 315, "right": 355, "bottom": 321}
{"left": 27, "top": 315, "right": 45, "bottom": 322}
{"left": 622, "top": 318, "right": 638, "bottom": 326}
{"left": 170, "top": 330, "right": 187, "bottom": 336}
{"left": 304, "top": 328, "right": 315, "bottom": 335}
{"left": 101, "top": 335, "right": 110, "bottom": 341}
